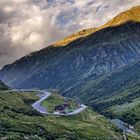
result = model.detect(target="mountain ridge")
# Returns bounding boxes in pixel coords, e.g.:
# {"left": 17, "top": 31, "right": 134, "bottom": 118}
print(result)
{"left": 1, "top": 21, "right": 140, "bottom": 88}
{"left": 52, "top": 6, "right": 140, "bottom": 47}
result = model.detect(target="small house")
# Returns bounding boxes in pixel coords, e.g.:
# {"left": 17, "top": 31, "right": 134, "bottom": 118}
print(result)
{"left": 54, "top": 103, "right": 70, "bottom": 114}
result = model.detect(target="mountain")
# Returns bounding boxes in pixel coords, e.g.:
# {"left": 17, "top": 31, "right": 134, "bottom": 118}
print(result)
{"left": 0, "top": 22, "right": 140, "bottom": 90}
{"left": 53, "top": 6, "right": 140, "bottom": 47}
{"left": 67, "top": 60, "right": 140, "bottom": 131}
{"left": 0, "top": 5, "right": 140, "bottom": 136}
{"left": 53, "top": 28, "right": 96, "bottom": 47}
{"left": 0, "top": 6, "right": 140, "bottom": 89}
{"left": 0, "top": 6, "right": 140, "bottom": 116}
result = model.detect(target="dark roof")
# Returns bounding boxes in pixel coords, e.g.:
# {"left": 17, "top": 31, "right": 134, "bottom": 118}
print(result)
{"left": 54, "top": 105, "right": 65, "bottom": 111}
{"left": 63, "top": 103, "right": 70, "bottom": 107}
{"left": 54, "top": 104, "right": 70, "bottom": 111}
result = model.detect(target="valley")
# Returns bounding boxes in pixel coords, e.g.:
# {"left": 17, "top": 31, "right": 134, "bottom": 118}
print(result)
{"left": 0, "top": 5, "right": 140, "bottom": 140}
{"left": 0, "top": 88, "right": 123, "bottom": 140}
{"left": 0, "top": 81, "right": 139, "bottom": 139}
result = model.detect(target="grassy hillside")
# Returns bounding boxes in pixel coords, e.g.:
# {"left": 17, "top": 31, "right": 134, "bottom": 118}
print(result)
{"left": 0, "top": 90, "right": 123, "bottom": 140}
{"left": 42, "top": 94, "right": 78, "bottom": 113}
{"left": 65, "top": 61, "right": 140, "bottom": 104}
{"left": 100, "top": 86, "right": 140, "bottom": 133}
{"left": 64, "top": 61, "right": 140, "bottom": 132}
{"left": 89, "top": 62, "right": 140, "bottom": 133}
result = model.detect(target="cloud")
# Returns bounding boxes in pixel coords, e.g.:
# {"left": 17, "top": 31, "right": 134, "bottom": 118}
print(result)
{"left": 0, "top": 0, "right": 140, "bottom": 68}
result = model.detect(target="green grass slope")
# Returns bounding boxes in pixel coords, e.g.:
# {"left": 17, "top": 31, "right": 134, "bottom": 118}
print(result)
{"left": 0, "top": 91, "right": 123, "bottom": 140}
{"left": 101, "top": 86, "right": 140, "bottom": 133}
{"left": 89, "top": 61, "right": 140, "bottom": 133}
{"left": 42, "top": 93, "right": 78, "bottom": 113}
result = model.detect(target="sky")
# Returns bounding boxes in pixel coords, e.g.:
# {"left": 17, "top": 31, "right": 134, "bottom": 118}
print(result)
{"left": 0, "top": 0, "right": 140, "bottom": 68}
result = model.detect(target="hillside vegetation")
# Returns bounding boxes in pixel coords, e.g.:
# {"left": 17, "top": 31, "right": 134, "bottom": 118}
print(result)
{"left": 58, "top": 58, "right": 140, "bottom": 135}
{"left": 0, "top": 90, "right": 123, "bottom": 140}
{"left": 65, "top": 60, "right": 140, "bottom": 130}
{"left": 42, "top": 94, "right": 78, "bottom": 113}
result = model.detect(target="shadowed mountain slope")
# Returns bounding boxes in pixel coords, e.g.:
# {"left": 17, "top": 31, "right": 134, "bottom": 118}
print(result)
{"left": 0, "top": 80, "right": 8, "bottom": 90}
{"left": 0, "top": 21, "right": 140, "bottom": 90}
{"left": 0, "top": 7, "right": 140, "bottom": 104}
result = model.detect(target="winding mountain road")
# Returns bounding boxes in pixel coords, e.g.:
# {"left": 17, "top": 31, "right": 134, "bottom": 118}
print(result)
{"left": 31, "top": 90, "right": 87, "bottom": 116}
{"left": 8, "top": 89, "right": 87, "bottom": 116}
{"left": 31, "top": 90, "right": 51, "bottom": 114}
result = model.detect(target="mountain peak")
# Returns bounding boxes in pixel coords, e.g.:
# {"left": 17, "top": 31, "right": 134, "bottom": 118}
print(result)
{"left": 52, "top": 6, "right": 140, "bottom": 47}
{"left": 53, "top": 28, "right": 96, "bottom": 47}
{"left": 104, "top": 6, "right": 140, "bottom": 27}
